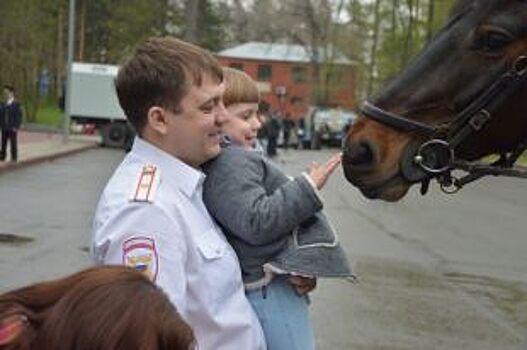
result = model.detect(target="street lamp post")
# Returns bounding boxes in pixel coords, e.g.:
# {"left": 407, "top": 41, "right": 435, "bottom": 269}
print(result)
{"left": 63, "top": 0, "right": 76, "bottom": 143}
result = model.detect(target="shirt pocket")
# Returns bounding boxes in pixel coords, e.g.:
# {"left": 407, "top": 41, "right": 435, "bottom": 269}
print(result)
{"left": 194, "top": 228, "right": 241, "bottom": 302}
{"left": 196, "top": 234, "right": 227, "bottom": 260}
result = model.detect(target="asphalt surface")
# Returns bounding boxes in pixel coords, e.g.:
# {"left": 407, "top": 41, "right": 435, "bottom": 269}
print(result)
{"left": 277, "top": 148, "right": 527, "bottom": 350}
{"left": 0, "top": 147, "right": 525, "bottom": 349}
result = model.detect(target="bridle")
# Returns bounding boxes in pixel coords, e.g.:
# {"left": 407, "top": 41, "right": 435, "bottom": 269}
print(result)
{"left": 360, "top": 55, "right": 527, "bottom": 195}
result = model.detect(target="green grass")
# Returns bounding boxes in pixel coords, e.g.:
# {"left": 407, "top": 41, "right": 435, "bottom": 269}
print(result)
{"left": 35, "top": 103, "right": 63, "bottom": 127}
{"left": 519, "top": 153, "right": 527, "bottom": 166}
{"left": 484, "top": 153, "right": 527, "bottom": 166}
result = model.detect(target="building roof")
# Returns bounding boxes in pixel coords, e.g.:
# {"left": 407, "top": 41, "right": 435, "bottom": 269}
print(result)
{"left": 217, "top": 42, "right": 355, "bottom": 65}
{"left": 73, "top": 62, "right": 119, "bottom": 76}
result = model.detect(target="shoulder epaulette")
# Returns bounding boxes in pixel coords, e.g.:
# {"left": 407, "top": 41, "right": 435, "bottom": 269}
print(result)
{"left": 130, "top": 164, "right": 160, "bottom": 203}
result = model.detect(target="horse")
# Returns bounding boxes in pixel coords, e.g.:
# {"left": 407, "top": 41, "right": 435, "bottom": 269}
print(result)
{"left": 342, "top": 0, "right": 527, "bottom": 202}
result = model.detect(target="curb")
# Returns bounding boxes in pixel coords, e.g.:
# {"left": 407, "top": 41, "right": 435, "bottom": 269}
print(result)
{"left": 0, "top": 142, "right": 100, "bottom": 174}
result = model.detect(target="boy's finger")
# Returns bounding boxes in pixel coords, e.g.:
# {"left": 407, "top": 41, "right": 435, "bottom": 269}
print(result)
{"left": 325, "top": 156, "right": 342, "bottom": 173}
{"left": 325, "top": 153, "right": 342, "bottom": 166}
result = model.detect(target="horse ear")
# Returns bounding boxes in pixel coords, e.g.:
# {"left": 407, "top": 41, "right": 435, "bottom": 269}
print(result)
{"left": 0, "top": 315, "right": 27, "bottom": 345}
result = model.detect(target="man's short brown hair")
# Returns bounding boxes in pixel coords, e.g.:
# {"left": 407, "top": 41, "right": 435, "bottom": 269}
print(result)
{"left": 115, "top": 37, "right": 223, "bottom": 133}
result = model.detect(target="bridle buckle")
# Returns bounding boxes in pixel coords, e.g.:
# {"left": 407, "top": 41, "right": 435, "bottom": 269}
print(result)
{"left": 468, "top": 109, "right": 491, "bottom": 131}
{"left": 512, "top": 56, "right": 527, "bottom": 77}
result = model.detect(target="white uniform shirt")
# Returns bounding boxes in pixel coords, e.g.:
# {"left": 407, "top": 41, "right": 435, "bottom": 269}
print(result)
{"left": 91, "top": 137, "right": 266, "bottom": 350}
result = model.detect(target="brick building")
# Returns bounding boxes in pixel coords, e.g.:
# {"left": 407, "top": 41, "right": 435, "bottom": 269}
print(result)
{"left": 217, "top": 42, "right": 357, "bottom": 120}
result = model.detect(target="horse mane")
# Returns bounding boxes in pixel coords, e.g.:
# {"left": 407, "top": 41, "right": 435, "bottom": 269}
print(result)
{"left": 448, "top": 0, "right": 524, "bottom": 18}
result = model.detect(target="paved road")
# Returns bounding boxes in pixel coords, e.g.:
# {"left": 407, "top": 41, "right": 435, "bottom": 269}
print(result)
{"left": 0, "top": 148, "right": 525, "bottom": 349}
{"left": 0, "top": 148, "right": 121, "bottom": 287}
{"left": 278, "top": 149, "right": 527, "bottom": 350}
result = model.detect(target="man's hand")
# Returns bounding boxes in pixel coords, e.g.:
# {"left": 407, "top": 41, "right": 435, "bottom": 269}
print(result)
{"left": 308, "top": 152, "right": 342, "bottom": 190}
{"left": 289, "top": 276, "right": 317, "bottom": 295}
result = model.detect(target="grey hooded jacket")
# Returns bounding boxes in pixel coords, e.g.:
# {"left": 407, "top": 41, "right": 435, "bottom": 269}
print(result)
{"left": 203, "top": 144, "right": 352, "bottom": 284}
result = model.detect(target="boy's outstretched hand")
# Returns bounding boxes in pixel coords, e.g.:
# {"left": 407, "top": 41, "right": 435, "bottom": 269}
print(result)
{"left": 308, "top": 152, "right": 342, "bottom": 190}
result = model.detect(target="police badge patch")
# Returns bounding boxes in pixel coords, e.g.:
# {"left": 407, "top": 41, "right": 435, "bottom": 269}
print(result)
{"left": 122, "top": 237, "right": 159, "bottom": 281}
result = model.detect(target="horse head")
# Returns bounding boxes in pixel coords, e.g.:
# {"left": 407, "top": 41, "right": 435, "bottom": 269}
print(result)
{"left": 343, "top": 0, "right": 527, "bottom": 201}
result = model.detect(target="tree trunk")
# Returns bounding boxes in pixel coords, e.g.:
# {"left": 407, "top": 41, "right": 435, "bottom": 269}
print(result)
{"left": 322, "top": 0, "right": 345, "bottom": 105}
{"left": 402, "top": 0, "right": 415, "bottom": 66}
{"left": 367, "top": 0, "right": 381, "bottom": 96}
{"left": 391, "top": 0, "right": 398, "bottom": 32}
{"left": 183, "top": 0, "right": 200, "bottom": 43}
{"left": 78, "top": 0, "right": 86, "bottom": 61}
{"left": 56, "top": 3, "right": 64, "bottom": 99}
{"left": 426, "top": 0, "right": 435, "bottom": 42}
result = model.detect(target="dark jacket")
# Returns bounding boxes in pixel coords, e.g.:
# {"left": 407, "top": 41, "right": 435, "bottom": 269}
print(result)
{"left": 266, "top": 116, "right": 281, "bottom": 139}
{"left": 0, "top": 101, "right": 22, "bottom": 131}
{"left": 203, "top": 143, "right": 352, "bottom": 283}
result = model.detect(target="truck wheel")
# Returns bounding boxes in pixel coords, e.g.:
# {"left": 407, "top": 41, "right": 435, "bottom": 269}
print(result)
{"left": 102, "top": 122, "right": 127, "bottom": 148}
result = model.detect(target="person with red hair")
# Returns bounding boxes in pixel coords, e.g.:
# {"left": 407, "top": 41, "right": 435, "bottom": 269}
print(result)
{"left": 0, "top": 266, "right": 195, "bottom": 350}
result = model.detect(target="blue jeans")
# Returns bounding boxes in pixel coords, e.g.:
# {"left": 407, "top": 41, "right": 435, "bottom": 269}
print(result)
{"left": 246, "top": 277, "right": 315, "bottom": 350}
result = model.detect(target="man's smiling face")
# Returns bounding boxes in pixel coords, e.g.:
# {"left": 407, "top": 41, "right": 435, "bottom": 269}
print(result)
{"left": 163, "top": 74, "right": 227, "bottom": 167}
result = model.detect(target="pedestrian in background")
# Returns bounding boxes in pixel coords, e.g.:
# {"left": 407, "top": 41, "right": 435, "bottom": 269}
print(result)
{"left": 282, "top": 113, "right": 294, "bottom": 150}
{"left": 0, "top": 85, "right": 22, "bottom": 162}
{"left": 266, "top": 112, "right": 280, "bottom": 157}
{"left": 0, "top": 266, "right": 195, "bottom": 350}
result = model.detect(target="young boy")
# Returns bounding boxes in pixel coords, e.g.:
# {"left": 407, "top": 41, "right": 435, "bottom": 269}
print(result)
{"left": 203, "top": 68, "right": 352, "bottom": 350}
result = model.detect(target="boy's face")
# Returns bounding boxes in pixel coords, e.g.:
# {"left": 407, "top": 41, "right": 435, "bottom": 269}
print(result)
{"left": 163, "top": 75, "right": 227, "bottom": 167}
{"left": 223, "top": 103, "right": 261, "bottom": 149}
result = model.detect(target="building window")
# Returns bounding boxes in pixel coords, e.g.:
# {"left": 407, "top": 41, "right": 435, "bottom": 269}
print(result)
{"left": 258, "top": 64, "right": 272, "bottom": 81}
{"left": 229, "top": 62, "right": 244, "bottom": 71}
{"left": 292, "top": 66, "right": 306, "bottom": 83}
{"left": 290, "top": 96, "right": 304, "bottom": 106}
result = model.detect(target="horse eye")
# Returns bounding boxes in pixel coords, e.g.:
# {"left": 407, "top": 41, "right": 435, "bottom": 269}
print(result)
{"left": 478, "top": 30, "right": 512, "bottom": 52}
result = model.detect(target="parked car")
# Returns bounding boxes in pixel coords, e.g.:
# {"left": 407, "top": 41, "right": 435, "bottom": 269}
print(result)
{"left": 298, "top": 107, "right": 357, "bottom": 149}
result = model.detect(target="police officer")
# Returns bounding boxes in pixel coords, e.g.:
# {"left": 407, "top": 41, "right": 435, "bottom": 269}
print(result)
{"left": 91, "top": 37, "right": 266, "bottom": 350}
{"left": 1, "top": 85, "right": 22, "bottom": 162}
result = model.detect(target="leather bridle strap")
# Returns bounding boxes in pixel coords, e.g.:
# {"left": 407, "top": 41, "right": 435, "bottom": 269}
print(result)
{"left": 448, "top": 55, "right": 527, "bottom": 148}
{"left": 361, "top": 56, "right": 527, "bottom": 146}
{"left": 360, "top": 101, "right": 438, "bottom": 134}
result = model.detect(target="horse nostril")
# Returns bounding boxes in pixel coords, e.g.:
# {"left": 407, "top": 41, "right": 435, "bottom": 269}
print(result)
{"left": 343, "top": 141, "right": 375, "bottom": 167}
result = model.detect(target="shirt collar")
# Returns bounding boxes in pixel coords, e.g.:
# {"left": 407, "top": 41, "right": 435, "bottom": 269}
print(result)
{"left": 130, "top": 136, "right": 206, "bottom": 197}
{"left": 6, "top": 98, "right": 14, "bottom": 105}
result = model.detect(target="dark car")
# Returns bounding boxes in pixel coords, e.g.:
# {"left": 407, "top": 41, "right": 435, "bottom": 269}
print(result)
{"left": 298, "top": 107, "right": 357, "bottom": 149}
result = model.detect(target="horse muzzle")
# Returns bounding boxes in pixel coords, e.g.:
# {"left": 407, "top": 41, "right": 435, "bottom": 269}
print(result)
{"left": 342, "top": 140, "right": 377, "bottom": 183}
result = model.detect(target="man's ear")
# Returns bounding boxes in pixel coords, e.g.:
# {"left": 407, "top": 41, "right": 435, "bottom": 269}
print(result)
{"left": 146, "top": 106, "right": 169, "bottom": 135}
{"left": 0, "top": 315, "right": 27, "bottom": 346}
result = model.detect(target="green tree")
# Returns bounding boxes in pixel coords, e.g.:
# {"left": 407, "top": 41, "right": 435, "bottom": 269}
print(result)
{"left": 0, "top": 0, "right": 61, "bottom": 122}
{"left": 182, "top": 0, "right": 227, "bottom": 51}
{"left": 346, "top": 0, "right": 457, "bottom": 99}
{"left": 83, "top": 0, "right": 172, "bottom": 64}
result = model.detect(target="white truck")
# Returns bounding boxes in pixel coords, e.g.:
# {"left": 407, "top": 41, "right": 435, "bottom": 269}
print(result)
{"left": 70, "top": 62, "right": 133, "bottom": 148}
